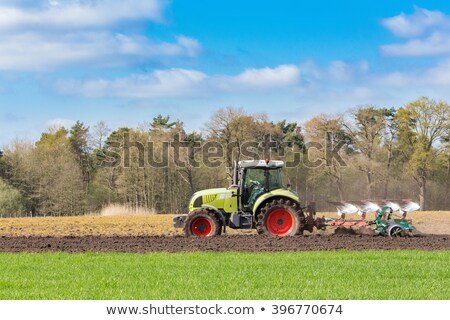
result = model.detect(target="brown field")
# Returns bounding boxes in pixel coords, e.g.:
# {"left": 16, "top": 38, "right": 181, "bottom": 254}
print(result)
{"left": 0, "top": 211, "right": 449, "bottom": 237}
{"left": 0, "top": 234, "right": 448, "bottom": 253}
{"left": 0, "top": 212, "right": 449, "bottom": 252}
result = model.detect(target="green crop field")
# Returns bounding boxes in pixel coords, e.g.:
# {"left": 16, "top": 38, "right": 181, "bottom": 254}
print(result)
{"left": 1, "top": 250, "right": 449, "bottom": 300}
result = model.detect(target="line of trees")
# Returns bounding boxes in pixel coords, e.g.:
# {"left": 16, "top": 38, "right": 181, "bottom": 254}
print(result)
{"left": 0, "top": 96, "right": 448, "bottom": 217}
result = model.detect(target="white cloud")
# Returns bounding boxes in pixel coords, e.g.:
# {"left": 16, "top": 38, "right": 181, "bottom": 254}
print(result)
{"left": 214, "top": 65, "right": 300, "bottom": 91}
{"left": 375, "top": 58, "right": 450, "bottom": 88}
{"left": 46, "top": 118, "right": 77, "bottom": 129}
{"left": 54, "top": 61, "right": 373, "bottom": 99}
{"left": 381, "top": 31, "right": 450, "bottom": 57}
{"left": 424, "top": 59, "right": 450, "bottom": 85}
{"left": 0, "top": 0, "right": 166, "bottom": 30}
{"left": 296, "top": 59, "right": 368, "bottom": 83}
{"left": 234, "top": 65, "right": 300, "bottom": 88}
{"left": 55, "top": 65, "right": 303, "bottom": 98}
{"left": 0, "top": 1, "right": 200, "bottom": 71}
{"left": 0, "top": 33, "right": 201, "bottom": 70}
{"left": 381, "top": 6, "right": 448, "bottom": 38}
{"left": 326, "top": 60, "right": 369, "bottom": 82}
{"left": 175, "top": 36, "right": 201, "bottom": 57}
{"left": 55, "top": 68, "right": 208, "bottom": 98}
{"left": 377, "top": 72, "right": 411, "bottom": 87}
{"left": 381, "top": 7, "right": 450, "bottom": 57}
{"left": 327, "top": 61, "right": 352, "bottom": 81}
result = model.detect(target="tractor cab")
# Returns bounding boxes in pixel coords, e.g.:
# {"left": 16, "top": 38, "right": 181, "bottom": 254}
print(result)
{"left": 238, "top": 160, "right": 283, "bottom": 211}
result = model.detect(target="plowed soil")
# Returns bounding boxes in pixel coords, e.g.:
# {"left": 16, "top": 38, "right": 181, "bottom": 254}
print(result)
{"left": 1, "top": 212, "right": 449, "bottom": 253}
{"left": 0, "top": 234, "right": 448, "bottom": 253}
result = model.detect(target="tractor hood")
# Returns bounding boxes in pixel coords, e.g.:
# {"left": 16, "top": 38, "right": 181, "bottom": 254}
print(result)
{"left": 189, "top": 188, "right": 236, "bottom": 212}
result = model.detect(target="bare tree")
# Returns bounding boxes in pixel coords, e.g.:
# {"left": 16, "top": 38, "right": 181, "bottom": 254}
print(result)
{"left": 304, "top": 114, "right": 352, "bottom": 201}
{"left": 343, "top": 106, "right": 391, "bottom": 198}
{"left": 91, "top": 121, "right": 111, "bottom": 150}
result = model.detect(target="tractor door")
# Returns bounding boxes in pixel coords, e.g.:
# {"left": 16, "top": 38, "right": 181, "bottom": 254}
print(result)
{"left": 241, "top": 168, "right": 267, "bottom": 211}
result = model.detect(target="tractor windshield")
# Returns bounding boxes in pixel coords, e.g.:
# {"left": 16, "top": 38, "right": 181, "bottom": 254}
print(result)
{"left": 241, "top": 168, "right": 282, "bottom": 210}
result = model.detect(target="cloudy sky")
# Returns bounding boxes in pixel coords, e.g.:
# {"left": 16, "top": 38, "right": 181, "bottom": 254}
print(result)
{"left": 1, "top": 0, "right": 450, "bottom": 146}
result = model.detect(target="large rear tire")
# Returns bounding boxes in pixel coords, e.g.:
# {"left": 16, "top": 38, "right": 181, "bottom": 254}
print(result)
{"left": 184, "top": 210, "right": 221, "bottom": 237}
{"left": 256, "top": 199, "right": 303, "bottom": 237}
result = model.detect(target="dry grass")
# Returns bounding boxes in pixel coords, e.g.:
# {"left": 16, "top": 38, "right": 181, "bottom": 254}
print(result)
{"left": 0, "top": 211, "right": 449, "bottom": 237}
{"left": 0, "top": 215, "right": 181, "bottom": 237}
{"left": 405, "top": 211, "right": 450, "bottom": 235}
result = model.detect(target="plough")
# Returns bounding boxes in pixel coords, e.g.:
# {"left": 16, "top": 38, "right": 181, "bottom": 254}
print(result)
{"left": 303, "top": 199, "right": 420, "bottom": 237}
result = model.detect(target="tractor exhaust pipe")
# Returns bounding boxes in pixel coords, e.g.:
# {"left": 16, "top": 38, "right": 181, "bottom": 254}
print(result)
{"left": 232, "top": 160, "right": 239, "bottom": 186}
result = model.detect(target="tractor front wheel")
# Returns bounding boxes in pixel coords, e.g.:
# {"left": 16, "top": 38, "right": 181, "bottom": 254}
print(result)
{"left": 184, "top": 210, "right": 221, "bottom": 237}
{"left": 257, "top": 199, "right": 303, "bottom": 237}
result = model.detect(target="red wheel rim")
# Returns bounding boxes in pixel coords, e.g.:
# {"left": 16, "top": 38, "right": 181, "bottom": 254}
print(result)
{"left": 191, "top": 217, "right": 213, "bottom": 236}
{"left": 266, "top": 209, "right": 294, "bottom": 236}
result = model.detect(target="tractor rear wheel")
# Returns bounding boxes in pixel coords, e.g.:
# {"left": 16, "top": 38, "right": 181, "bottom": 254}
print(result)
{"left": 257, "top": 199, "right": 303, "bottom": 237}
{"left": 184, "top": 210, "right": 221, "bottom": 237}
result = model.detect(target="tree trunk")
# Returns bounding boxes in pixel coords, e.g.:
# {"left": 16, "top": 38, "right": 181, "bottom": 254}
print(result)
{"left": 446, "top": 159, "right": 450, "bottom": 209}
{"left": 418, "top": 175, "right": 426, "bottom": 211}
{"left": 187, "top": 170, "right": 195, "bottom": 195}
{"left": 383, "top": 146, "right": 392, "bottom": 199}
{"left": 366, "top": 171, "right": 372, "bottom": 199}
{"left": 335, "top": 178, "right": 344, "bottom": 201}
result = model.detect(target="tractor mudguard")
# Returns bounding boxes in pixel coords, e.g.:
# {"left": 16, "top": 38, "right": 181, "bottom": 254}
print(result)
{"left": 201, "top": 204, "right": 228, "bottom": 233}
{"left": 252, "top": 188, "right": 301, "bottom": 215}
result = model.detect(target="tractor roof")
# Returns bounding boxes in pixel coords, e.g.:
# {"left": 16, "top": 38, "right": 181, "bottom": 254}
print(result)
{"left": 238, "top": 160, "right": 284, "bottom": 169}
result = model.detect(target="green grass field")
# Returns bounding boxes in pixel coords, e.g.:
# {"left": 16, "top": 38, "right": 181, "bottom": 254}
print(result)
{"left": 1, "top": 251, "right": 449, "bottom": 300}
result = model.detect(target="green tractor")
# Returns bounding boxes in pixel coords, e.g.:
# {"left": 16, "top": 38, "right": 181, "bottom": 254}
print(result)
{"left": 173, "top": 160, "right": 306, "bottom": 237}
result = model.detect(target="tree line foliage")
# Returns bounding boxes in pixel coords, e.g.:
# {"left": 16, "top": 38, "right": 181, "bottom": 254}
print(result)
{"left": 0, "top": 97, "right": 448, "bottom": 216}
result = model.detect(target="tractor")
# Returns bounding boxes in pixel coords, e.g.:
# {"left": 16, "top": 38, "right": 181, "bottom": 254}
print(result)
{"left": 172, "top": 159, "right": 420, "bottom": 237}
{"left": 173, "top": 160, "right": 306, "bottom": 237}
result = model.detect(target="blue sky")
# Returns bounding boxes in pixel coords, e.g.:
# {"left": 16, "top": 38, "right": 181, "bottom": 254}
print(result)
{"left": 1, "top": 0, "right": 450, "bottom": 146}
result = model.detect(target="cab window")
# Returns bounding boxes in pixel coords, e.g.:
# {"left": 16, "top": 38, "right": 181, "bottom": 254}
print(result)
{"left": 268, "top": 169, "right": 281, "bottom": 190}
